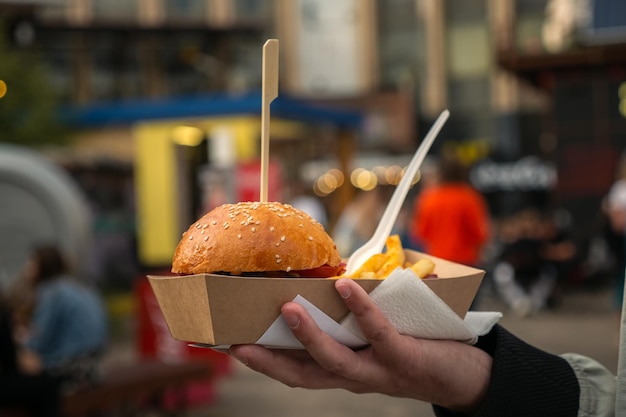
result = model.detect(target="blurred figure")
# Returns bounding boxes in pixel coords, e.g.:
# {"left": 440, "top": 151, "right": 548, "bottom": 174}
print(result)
{"left": 333, "top": 187, "right": 389, "bottom": 258}
{"left": 406, "top": 157, "right": 441, "bottom": 252}
{"left": 492, "top": 208, "right": 576, "bottom": 317}
{"left": 288, "top": 179, "right": 328, "bottom": 229}
{"left": 409, "top": 154, "right": 490, "bottom": 267}
{"left": 10, "top": 244, "right": 108, "bottom": 391}
{"left": 0, "top": 298, "right": 61, "bottom": 416}
{"left": 603, "top": 153, "right": 626, "bottom": 316}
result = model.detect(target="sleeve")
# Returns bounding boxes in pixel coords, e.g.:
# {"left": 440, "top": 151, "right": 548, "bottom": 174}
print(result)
{"left": 463, "top": 190, "right": 490, "bottom": 246}
{"left": 561, "top": 353, "right": 615, "bottom": 417}
{"left": 410, "top": 192, "right": 430, "bottom": 243}
{"left": 25, "top": 288, "right": 59, "bottom": 365}
{"left": 432, "top": 325, "right": 581, "bottom": 417}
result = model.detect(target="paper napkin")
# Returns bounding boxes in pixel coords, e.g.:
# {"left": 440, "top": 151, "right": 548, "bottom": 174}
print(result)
{"left": 254, "top": 268, "right": 502, "bottom": 348}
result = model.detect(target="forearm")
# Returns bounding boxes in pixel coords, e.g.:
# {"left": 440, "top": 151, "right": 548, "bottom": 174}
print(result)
{"left": 433, "top": 325, "right": 580, "bottom": 417}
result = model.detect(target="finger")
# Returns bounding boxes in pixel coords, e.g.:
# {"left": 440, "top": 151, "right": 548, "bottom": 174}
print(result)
{"left": 284, "top": 297, "right": 405, "bottom": 393}
{"left": 280, "top": 302, "right": 364, "bottom": 382}
{"left": 335, "top": 278, "right": 402, "bottom": 352}
{"left": 230, "top": 312, "right": 350, "bottom": 389}
{"left": 230, "top": 343, "right": 310, "bottom": 365}
{"left": 229, "top": 344, "right": 326, "bottom": 387}
{"left": 281, "top": 301, "right": 405, "bottom": 394}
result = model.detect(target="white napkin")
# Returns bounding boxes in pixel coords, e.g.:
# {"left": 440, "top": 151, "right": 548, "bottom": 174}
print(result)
{"left": 251, "top": 268, "right": 501, "bottom": 349}
{"left": 340, "top": 268, "right": 502, "bottom": 345}
{"left": 255, "top": 295, "right": 367, "bottom": 349}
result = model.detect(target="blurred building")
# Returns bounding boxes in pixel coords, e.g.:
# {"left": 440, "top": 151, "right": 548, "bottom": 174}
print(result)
{"left": 497, "top": 0, "right": 626, "bottom": 242}
{"left": 2, "top": 0, "right": 626, "bottom": 270}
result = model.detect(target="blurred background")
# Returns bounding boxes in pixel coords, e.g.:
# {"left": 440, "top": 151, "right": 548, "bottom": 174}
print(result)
{"left": 1, "top": 0, "right": 625, "bottom": 416}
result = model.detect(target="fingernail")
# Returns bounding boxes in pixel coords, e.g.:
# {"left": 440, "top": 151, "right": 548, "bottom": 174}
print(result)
{"left": 337, "top": 283, "right": 352, "bottom": 299}
{"left": 284, "top": 312, "right": 300, "bottom": 329}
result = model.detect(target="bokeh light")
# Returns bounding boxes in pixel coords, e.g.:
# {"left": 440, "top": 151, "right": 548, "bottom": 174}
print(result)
{"left": 385, "top": 165, "right": 403, "bottom": 185}
{"left": 171, "top": 125, "right": 204, "bottom": 146}
{"left": 312, "top": 161, "right": 424, "bottom": 196}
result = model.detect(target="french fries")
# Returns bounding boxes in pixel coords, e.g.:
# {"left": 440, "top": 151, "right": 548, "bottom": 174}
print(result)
{"left": 343, "top": 235, "right": 435, "bottom": 280}
{"left": 410, "top": 258, "right": 436, "bottom": 279}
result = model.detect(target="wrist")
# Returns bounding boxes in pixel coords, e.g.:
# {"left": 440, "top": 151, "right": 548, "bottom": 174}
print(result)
{"left": 424, "top": 339, "right": 492, "bottom": 413}
{"left": 443, "top": 345, "right": 492, "bottom": 413}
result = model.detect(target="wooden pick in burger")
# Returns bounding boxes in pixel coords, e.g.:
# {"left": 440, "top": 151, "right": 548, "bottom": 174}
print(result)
{"left": 260, "top": 39, "right": 279, "bottom": 203}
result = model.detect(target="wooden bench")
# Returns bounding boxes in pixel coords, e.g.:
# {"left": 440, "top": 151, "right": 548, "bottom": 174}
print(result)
{"left": 61, "top": 359, "right": 214, "bottom": 417}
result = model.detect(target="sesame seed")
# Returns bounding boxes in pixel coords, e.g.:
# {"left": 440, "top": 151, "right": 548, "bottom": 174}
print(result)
{"left": 308, "top": 236, "right": 313, "bottom": 241}
{"left": 195, "top": 224, "right": 202, "bottom": 229}
{"left": 270, "top": 226, "right": 275, "bottom": 232}
{"left": 276, "top": 258, "right": 282, "bottom": 264}
{"left": 204, "top": 236, "right": 208, "bottom": 241}
{"left": 223, "top": 222, "right": 229, "bottom": 229}
{"left": 251, "top": 227, "right": 256, "bottom": 233}
{"left": 275, "top": 254, "right": 280, "bottom": 258}
{"left": 189, "top": 235, "right": 193, "bottom": 240}
{"left": 212, "top": 220, "right": 217, "bottom": 225}
{"left": 280, "top": 236, "right": 286, "bottom": 242}
{"left": 237, "top": 234, "right": 242, "bottom": 239}
{"left": 286, "top": 266, "right": 292, "bottom": 272}
{"left": 275, "top": 242, "right": 280, "bottom": 246}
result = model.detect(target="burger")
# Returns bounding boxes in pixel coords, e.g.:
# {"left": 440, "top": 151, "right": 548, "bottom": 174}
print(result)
{"left": 171, "top": 201, "right": 345, "bottom": 278}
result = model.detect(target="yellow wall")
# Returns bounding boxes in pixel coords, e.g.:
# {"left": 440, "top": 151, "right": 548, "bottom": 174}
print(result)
{"left": 133, "top": 122, "right": 181, "bottom": 267}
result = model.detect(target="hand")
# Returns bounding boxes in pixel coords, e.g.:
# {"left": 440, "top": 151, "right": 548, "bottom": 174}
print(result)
{"left": 18, "top": 348, "right": 43, "bottom": 375}
{"left": 230, "top": 278, "right": 492, "bottom": 413}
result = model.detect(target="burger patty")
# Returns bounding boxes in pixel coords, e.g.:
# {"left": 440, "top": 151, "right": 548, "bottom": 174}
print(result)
{"left": 213, "top": 263, "right": 346, "bottom": 278}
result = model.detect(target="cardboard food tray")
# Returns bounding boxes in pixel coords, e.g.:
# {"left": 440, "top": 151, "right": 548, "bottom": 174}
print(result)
{"left": 147, "top": 250, "right": 484, "bottom": 346}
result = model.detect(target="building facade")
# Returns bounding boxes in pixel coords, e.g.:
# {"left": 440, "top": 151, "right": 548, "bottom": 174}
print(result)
{"left": 3, "top": 0, "right": 626, "bottom": 271}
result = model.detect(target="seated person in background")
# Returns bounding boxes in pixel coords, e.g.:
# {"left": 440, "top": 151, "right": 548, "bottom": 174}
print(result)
{"left": 492, "top": 208, "right": 576, "bottom": 317}
{"left": 13, "top": 244, "right": 108, "bottom": 390}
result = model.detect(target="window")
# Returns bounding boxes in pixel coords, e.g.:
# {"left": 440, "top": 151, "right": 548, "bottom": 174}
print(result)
{"left": 164, "top": 0, "right": 206, "bottom": 22}
{"left": 92, "top": 0, "right": 138, "bottom": 21}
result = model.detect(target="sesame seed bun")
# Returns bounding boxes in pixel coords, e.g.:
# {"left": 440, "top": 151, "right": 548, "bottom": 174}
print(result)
{"left": 171, "top": 201, "right": 343, "bottom": 276}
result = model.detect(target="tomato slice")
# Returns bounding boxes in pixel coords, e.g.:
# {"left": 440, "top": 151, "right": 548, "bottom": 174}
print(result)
{"left": 181, "top": 263, "right": 347, "bottom": 278}
{"left": 291, "top": 263, "right": 346, "bottom": 278}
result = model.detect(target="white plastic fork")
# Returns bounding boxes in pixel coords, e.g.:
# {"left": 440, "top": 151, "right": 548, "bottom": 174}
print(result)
{"left": 344, "top": 109, "right": 450, "bottom": 276}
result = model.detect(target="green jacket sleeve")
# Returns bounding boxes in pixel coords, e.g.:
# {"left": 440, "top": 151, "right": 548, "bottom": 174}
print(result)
{"left": 561, "top": 353, "right": 615, "bottom": 417}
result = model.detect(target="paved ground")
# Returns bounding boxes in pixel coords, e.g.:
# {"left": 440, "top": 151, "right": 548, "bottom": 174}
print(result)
{"left": 106, "top": 287, "right": 619, "bottom": 417}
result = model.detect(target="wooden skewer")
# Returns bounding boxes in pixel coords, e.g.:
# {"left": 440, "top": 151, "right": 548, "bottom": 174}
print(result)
{"left": 260, "top": 39, "right": 279, "bottom": 203}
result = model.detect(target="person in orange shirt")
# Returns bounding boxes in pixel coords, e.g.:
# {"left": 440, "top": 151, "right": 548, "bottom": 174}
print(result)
{"left": 409, "top": 154, "right": 490, "bottom": 267}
